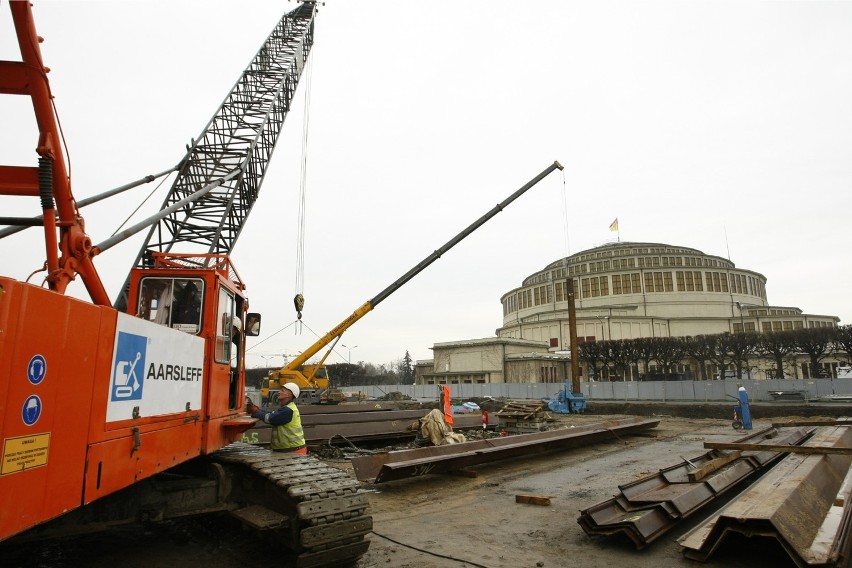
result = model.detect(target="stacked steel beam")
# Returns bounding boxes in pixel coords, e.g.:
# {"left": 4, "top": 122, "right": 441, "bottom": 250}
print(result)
{"left": 351, "top": 417, "right": 660, "bottom": 484}
{"left": 679, "top": 424, "right": 852, "bottom": 567}
{"left": 577, "top": 426, "right": 814, "bottom": 548}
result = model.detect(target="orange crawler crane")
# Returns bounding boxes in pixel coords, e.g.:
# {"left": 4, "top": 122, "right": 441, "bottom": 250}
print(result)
{"left": 0, "top": 3, "right": 374, "bottom": 567}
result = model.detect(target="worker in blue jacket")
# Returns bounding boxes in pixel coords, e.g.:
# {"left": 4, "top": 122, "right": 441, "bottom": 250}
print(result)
{"left": 247, "top": 382, "right": 307, "bottom": 454}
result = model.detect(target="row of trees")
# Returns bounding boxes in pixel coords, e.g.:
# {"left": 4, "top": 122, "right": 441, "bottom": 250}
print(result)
{"left": 579, "top": 326, "right": 852, "bottom": 382}
{"left": 326, "top": 350, "right": 414, "bottom": 387}
{"left": 245, "top": 351, "right": 415, "bottom": 389}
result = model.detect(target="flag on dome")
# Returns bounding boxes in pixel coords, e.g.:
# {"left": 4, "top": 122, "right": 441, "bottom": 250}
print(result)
{"left": 609, "top": 218, "right": 619, "bottom": 232}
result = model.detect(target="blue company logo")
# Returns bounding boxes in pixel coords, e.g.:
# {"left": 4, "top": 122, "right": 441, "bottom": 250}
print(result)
{"left": 27, "top": 354, "right": 47, "bottom": 385}
{"left": 22, "top": 395, "right": 42, "bottom": 426}
{"left": 111, "top": 331, "right": 147, "bottom": 401}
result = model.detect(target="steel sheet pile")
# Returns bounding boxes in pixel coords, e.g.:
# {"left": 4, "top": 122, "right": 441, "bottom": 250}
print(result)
{"left": 577, "top": 426, "right": 814, "bottom": 548}
{"left": 679, "top": 424, "right": 852, "bottom": 567}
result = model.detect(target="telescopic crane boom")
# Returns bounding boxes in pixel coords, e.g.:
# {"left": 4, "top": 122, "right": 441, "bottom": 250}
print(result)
{"left": 270, "top": 161, "right": 564, "bottom": 400}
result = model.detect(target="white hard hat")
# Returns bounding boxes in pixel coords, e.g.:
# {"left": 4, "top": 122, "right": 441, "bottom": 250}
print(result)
{"left": 232, "top": 316, "right": 242, "bottom": 332}
{"left": 281, "top": 382, "right": 300, "bottom": 399}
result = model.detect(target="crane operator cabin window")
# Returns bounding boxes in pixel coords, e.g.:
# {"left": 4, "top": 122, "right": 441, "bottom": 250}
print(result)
{"left": 216, "top": 289, "right": 239, "bottom": 365}
{"left": 138, "top": 278, "right": 204, "bottom": 333}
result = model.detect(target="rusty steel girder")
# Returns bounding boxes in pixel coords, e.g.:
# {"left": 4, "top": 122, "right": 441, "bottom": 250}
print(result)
{"left": 350, "top": 417, "right": 659, "bottom": 484}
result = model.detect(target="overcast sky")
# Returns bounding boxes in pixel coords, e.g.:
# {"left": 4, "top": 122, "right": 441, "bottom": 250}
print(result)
{"left": 2, "top": 1, "right": 850, "bottom": 370}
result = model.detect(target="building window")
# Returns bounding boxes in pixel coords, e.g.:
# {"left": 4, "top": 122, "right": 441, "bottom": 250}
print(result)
{"left": 762, "top": 322, "right": 772, "bottom": 332}
{"left": 631, "top": 273, "right": 641, "bottom": 294}
{"left": 612, "top": 275, "right": 622, "bottom": 295}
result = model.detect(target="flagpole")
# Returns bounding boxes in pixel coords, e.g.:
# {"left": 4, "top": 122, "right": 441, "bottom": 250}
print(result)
{"left": 609, "top": 217, "right": 620, "bottom": 242}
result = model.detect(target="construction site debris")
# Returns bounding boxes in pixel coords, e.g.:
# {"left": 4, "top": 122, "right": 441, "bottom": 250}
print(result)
{"left": 495, "top": 400, "right": 554, "bottom": 433}
{"left": 376, "top": 391, "right": 413, "bottom": 401}
{"left": 515, "top": 495, "right": 552, "bottom": 506}
{"left": 420, "top": 408, "right": 467, "bottom": 446}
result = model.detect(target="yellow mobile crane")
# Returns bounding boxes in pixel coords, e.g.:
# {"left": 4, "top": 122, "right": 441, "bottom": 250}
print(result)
{"left": 263, "top": 361, "right": 338, "bottom": 405}
{"left": 261, "top": 161, "right": 564, "bottom": 406}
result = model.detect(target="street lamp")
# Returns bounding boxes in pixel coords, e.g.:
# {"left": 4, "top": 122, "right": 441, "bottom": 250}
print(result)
{"left": 258, "top": 354, "right": 280, "bottom": 369}
{"left": 594, "top": 316, "right": 609, "bottom": 341}
{"left": 342, "top": 344, "right": 358, "bottom": 364}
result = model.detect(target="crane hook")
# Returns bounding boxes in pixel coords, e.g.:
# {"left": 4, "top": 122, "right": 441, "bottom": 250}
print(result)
{"left": 294, "top": 293, "right": 304, "bottom": 320}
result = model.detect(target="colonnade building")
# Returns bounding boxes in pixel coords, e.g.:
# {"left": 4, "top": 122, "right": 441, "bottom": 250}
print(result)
{"left": 415, "top": 241, "right": 840, "bottom": 385}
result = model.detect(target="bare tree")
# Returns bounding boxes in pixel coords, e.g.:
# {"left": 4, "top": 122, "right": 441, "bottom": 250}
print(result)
{"left": 682, "top": 335, "right": 714, "bottom": 380}
{"left": 633, "top": 337, "right": 656, "bottom": 379}
{"left": 604, "top": 340, "right": 636, "bottom": 381}
{"left": 624, "top": 339, "right": 644, "bottom": 381}
{"left": 795, "top": 327, "right": 836, "bottom": 378}
{"left": 653, "top": 337, "right": 686, "bottom": 376}
{"left": 834, "top": 325, "right": 852, "bottom": 366}
{"left": 707, "top": 334, "right": 738, "bottom": 380}
{"left": 757, "top": 331, "right": 799, "bottom": 379}
{"left": 579, "top": 340, "right": 606, "bottom": 381}
{"left": 728, "top": 332, "right": 760, "bottom": 380}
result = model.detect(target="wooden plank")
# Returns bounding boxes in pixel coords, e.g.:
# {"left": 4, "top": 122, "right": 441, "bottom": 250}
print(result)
{"left": 703, "top": 442, "right": 852, "bottom": 455}
{"left": 515, "top": 495, "right": 552, "bottom": 506}
{"left": 687, "top": 450, "right": 742, "bottom": 482}
{"left": 771, "top": 420, "right": 852, "bottom": 428}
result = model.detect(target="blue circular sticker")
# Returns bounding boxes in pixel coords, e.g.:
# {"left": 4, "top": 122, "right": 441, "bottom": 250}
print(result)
{"left": 22, "top": 395, "right": 42, "bottom": 426}
{"left": 27, "top": 355, "right": 47, "bottom": 385}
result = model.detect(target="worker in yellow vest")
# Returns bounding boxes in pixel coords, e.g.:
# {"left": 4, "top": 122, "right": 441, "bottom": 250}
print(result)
{"left": 247, "top": 382, "right": 307, "bottom": 454}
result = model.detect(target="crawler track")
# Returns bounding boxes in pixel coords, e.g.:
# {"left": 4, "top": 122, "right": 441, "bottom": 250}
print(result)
{"left": 212, "top": 442, "right": 371, "bottom": 568}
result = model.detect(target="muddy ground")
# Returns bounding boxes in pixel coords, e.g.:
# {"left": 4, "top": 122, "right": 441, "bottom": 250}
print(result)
{"left": 2, "top": 407, "right": 842, "bottom": 568}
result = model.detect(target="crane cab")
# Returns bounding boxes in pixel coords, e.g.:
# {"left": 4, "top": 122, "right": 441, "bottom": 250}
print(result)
{"left": 124, "top": 252, "right": 259, "bottom": 450}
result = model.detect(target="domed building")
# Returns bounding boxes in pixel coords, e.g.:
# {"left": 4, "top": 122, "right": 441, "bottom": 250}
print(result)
{"left": 497, "top": 241, "right": 838, "bottom": 348}
{"left": 415, "top": 241, "right": 840, "bottom": 386}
